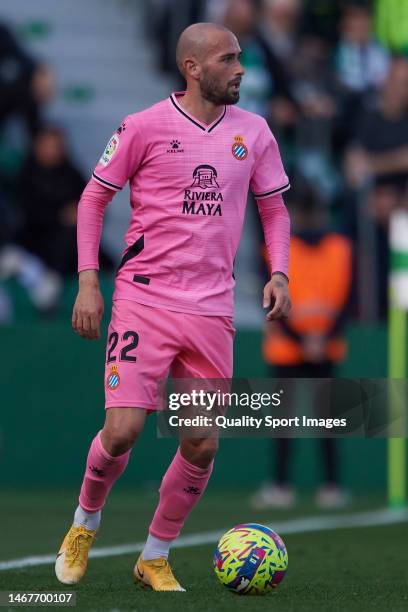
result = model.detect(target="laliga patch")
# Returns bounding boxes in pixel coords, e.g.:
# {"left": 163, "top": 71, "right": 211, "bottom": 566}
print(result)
{"left": 231, "top": 135, "right": 248, "bottom": 160}
{"left": 106, "top": 365, "right": 120, "bottom": 390}
{"left": 99, "top": 133, "right": 119, "bottom": 166}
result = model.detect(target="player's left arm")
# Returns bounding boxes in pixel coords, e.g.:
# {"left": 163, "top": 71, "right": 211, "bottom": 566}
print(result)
{"left": 257, "top": 193, "right": 291, "bottom": 320}
{"left": 250, "top": 119, "right": 291, "bottom": 320}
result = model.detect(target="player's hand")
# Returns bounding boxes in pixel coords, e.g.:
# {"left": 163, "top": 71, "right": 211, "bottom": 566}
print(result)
{"left": 263, "top": 274, "right": 291, "bottom": 321}
{"left": 72, "top": 271, "right": 104, "bottom": 340}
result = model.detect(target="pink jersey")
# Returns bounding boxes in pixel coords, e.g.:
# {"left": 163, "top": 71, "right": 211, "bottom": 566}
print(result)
{"left": 91, "top": 92, "right": 289, "bottom": 316}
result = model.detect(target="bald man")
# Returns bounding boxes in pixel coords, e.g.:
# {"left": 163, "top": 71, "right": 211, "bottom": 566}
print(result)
{"left": 55, "top": 22, "right": 291, "bottom": 592}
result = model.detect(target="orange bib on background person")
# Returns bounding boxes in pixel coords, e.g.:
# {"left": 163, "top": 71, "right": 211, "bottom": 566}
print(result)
{"left": 264, "top": 233, "right": 352, "bottom": 365}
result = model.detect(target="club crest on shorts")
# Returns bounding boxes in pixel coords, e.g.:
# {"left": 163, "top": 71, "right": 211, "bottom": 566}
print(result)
{"left": 231, "top": 136, "right": 248, "bottom": 160}
{"left": 106, "top": 365, "right": 120, "bottom": 390}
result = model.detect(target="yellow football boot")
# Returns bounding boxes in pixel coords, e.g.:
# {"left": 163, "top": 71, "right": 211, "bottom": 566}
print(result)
{"left": 134, "top": 555, "right": 185, "bottom": 592}
{"left": 55, "top": 525, "right": 96, "bottom": 585}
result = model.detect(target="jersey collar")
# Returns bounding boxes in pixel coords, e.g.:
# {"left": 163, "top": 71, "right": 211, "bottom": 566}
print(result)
{"left": 169, "top": 92, "right": 227, "bottom": 133}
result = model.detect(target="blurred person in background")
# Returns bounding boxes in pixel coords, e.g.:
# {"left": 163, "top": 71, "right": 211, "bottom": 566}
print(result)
{"left": 347, "top": 57, "right": 408, "bottom": 196}
{"left": 252, "top": 186, "right": 352, "bottom": 509}
{"left": 17, "top": 126, "right": 113, "bottom": 278}
{"left": 0, "top": 174, "right": 62, "bottom": 320}
{"left": 345, "top": 56, "right": 408, "bottom": 317}
{"left": 289, "top": 33, "right": 339, "bottom": 204}
{"left": 334, "top": 2, "right": 389, "bottom": 148}
{"left": 0, "top": 128, "right": 62, "bottom": 319}
{"left": 148, "top": 0, "right": 207, "bottom": 82}
{"left": 300, "top": 0, "right": 342, "bottom": 44}
{"left": 261, "top": 0, "right": 340, "bottom": 206}
{"left": 261, "top": 0, "right": 301, "bottom": 65}
{"left": 0, "top": 21, "right": 54, "bottom": 137}
{"left": 220, "top": 0, "right": 297, "bottom": 127}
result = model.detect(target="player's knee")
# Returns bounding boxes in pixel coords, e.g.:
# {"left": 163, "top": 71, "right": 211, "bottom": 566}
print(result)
{"left": 101, "top": 422, "right": 140, "bottom": 456}
{"left": 181, "top": 438, "right": 219, "bottom": 468}
{"left": 102, "top": 408, "right": 145, "bottom": 456}
{"left": 195, "top": 438, "right": 219, "bottom": 467}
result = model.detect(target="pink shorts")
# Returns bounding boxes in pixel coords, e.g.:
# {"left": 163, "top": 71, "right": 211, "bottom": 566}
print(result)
{"left": 104, "top": 300, "right": 235, "bottom": 411}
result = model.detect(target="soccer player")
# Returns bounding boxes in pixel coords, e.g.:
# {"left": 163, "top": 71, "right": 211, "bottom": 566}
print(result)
{"left": 55, "top": 22, "right": 291, "bottom": 591}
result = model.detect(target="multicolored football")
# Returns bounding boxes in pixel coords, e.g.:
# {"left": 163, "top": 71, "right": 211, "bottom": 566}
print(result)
{"left": 213, "top": 523, "right": 288, "bottom": 595}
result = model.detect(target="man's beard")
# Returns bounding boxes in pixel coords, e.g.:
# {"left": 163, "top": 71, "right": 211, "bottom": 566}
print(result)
{"left": 199, "top": 72, "right": 240, "bottom": 105}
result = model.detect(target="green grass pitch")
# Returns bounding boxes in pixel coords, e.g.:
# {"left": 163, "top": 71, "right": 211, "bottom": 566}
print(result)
{"left": 0, "top": 490, "right": 407, "bottom": 611}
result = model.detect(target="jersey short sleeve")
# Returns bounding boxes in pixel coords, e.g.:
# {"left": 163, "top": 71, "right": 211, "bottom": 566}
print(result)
{"left": 92, "top": 115, "right": 145, "bottom": 191}
{"left": 250, "top": 120, "right": 290, "bottom": 199}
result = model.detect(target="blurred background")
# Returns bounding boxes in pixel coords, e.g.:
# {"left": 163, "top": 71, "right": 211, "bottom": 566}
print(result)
{"left": 1, "top": 0, "right": 408, "bottom": 524}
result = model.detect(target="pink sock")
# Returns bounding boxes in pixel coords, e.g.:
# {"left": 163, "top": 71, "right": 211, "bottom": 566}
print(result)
{"left": 79, "top": 431, "right": 130, "bottom": 512}
{"left": 149, "top": 447, "right": 213, "bottom": 541}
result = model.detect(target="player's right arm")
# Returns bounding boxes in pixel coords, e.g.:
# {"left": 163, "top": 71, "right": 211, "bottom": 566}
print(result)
{"left": 73, "top": 114, "right": 145, "bottom": 340}
{"left": 73, "top": 180, "right": 114, "bottom": 340}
